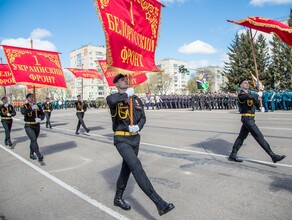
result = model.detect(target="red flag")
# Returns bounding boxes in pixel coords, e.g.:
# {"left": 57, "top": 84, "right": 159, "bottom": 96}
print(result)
{"left": 0, "top": 64, "right": 16, "bottom": 86}
{"left": 95, "top": 0, "right": 163, "bottom": 72}
{"left": 66, "top": 68, "right": 103, "bottom": 80}
{"left": 227, "top": 17, "right": 292, "bottom": 46}
{"left": 98, "top": 60, "right": 147, "bottom": 87}
{"left": 2, "top": 45, "right": 67, "bottom": 88}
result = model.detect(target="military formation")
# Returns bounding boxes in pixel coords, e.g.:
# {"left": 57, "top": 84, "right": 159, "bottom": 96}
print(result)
{"left": 141, "top": 89, "right": 292, "bottom": 112}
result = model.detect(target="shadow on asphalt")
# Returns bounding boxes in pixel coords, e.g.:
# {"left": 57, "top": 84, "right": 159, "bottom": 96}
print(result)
{"left": 270, "top": 176, "right": 292, "bottom": 193}
{"left": 41, "top": 140, "right": 77, "bottom": 155}
{"left": 192, "top": 138, "right": 232, "bottom": 155}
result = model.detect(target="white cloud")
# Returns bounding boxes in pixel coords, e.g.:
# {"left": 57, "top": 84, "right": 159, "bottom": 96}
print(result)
{"left": 178, "top": 40, "right": 217, "bottom": 54}
{"left": 30, "top": 28, "right": 52, "bottom": 39}
{"left": 1, "top": 28, "right": 57, "bottom": 51}
{"left": 250, "top": 0, "right": 292, "bottom": 6}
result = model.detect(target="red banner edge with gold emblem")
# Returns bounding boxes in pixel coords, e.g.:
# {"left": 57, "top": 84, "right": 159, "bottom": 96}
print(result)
{"left": 93, "top": 0, "right": 165, "bottom": 73}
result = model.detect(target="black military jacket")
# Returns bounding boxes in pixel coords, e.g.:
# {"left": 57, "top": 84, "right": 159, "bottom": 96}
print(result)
{"left": 20, "top": 103, "right": 45, "bottom": 122}
{"left": 0, "top": 104, "right": 16, "bottom": 119}
{"left": 238, "top": 90, "right": 259, "bottom": 114}
{"left": 75, "top": 101, "right": 87, "bottom": 112}
{"left": 106, "top": 93, "right": 146, "bottom": 132}
{"left": 42, "top": 102, "right": 53, "bottom": 112}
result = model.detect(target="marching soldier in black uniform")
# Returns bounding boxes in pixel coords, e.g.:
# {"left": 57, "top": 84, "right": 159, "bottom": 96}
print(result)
{"left": 42, "top": 97, "right": 53, "bottom": 129}
{"left": 21, "top": 93, "right": 45, "bottom": 161}
{"left": 106, "top": 74, "right": 174, "bottom": 216}
{"left": 75, "top": 95, "right": 90, "bottom": 135}
{"left": 229, "top": 78, "right": 286, "bottom": 163}
{"left": 0, "top": 96, "right": 16, "bottom": 146}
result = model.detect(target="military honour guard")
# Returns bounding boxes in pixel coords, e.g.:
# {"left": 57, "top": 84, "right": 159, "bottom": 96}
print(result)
{"left": 42, "top": 97, "right": 53, "bottom": 129}
{"left": 20, "top": 93, "right": 45, "bottom": 162}
{"left": 0, "top": 96, "right": 16, "bottom": 147}
{"left": 75, "top": 95, "right": 90, "bottom": 135}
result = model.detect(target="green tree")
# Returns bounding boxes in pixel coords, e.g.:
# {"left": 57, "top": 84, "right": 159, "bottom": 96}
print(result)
{"left": 223, "top": 30, "right": 270, "bottom": 91}
{"left": 268, "top": 13, "right": 292, "bottom": 90}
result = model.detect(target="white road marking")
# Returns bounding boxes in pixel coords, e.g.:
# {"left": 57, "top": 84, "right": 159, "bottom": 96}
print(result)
{"left": 0, "top": 144, "right": 129, "bottom": 220}
{"left": 54, "top": 127, "right": 292, "bottom": 168}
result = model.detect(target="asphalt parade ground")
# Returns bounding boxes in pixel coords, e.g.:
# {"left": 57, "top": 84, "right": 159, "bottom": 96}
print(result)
{"left": 0, "top": 107, "right": 291, "bottom": 220}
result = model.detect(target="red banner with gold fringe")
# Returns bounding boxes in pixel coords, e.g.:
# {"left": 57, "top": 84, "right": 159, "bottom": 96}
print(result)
{"left": 98, "top": 60, "right": 147, "bottom": 87}
{"left": 66, "top": 68, "right": 103, "bottom": 80}
{"left": 95, "top": 0, "right": 163, "bottom": 72}
{"left": 0, "top": 64, "right": 16, "bottom": 86}
{"left": 2, "top": 45, "right": 67, "bottom": 88}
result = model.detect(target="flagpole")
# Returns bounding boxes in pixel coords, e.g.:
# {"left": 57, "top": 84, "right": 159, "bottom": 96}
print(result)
{"left": 129, "top": 75, "right": 133, "bottom": 126}
{"left": 30, "top": 38, "right": 38, "bottom": 117}
{"left": 0, "top": 57, "right": 6, "bottom": 97}
{"left": 249, "top": 28, "right": 263, "bottom": 110}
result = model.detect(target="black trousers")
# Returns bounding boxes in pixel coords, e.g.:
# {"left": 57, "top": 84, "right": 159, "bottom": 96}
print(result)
{"left": 232, "top": 116, "right": 273, "bottom": 155}
{"left": 114, "top": 134, "right": 158, "bottom": 198}
{"left": 76, "top": 112, "right": 88, "bottom": 132}
{"left": 25, "top": 125, "right": 42, "bottom": 157}
{"left": 45, "top": 112, "right": 51, "bottom": 127}
{"left": 1, "top": 119, "right": 13, "bottom": 144}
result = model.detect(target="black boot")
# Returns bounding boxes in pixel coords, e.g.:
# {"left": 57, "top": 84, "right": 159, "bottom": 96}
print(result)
{"left": 150, "top": 192, "right": 175, "bottom": 216}
{"left": 260, "top": 143, "right": 286, "bottom": 163}
{"left": 228, "top": 139, "right": 243, "bottom": 162}
{"left": 7, "top": 139, "right": 12, "bottom": 147}
{"left": 270, "top": 153, "right": 286, "bottom": 163}
{"left": 228, "top": 150, "right": 243, "bottom": 162}
{"left": 30, "top": 153, "right": 37, "bottom": 160}
{"left": 113, "top": 190, "right": 131, "bottom": 211}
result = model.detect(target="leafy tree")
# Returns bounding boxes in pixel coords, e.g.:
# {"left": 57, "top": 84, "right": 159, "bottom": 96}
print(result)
{"left": 223, "top": 30, "right": 270, "bottom": 91}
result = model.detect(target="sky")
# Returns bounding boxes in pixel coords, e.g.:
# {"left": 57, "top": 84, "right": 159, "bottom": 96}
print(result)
{"left": 0, "top": 0, "right": 291, "bottom": 71}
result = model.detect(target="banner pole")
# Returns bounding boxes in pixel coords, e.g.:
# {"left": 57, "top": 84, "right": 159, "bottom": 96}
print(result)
{"left": 30, "top": 38, "right": 38, "bottom": 117}
{"left": 249, "top": 28, "right": 263, "bottom": 110}
{"left": 129, "top": 75, "right": 133, "bottom": 126}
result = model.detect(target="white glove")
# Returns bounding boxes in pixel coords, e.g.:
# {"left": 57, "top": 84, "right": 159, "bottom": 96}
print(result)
{"left": 257, "top": 91, "right": 263, "bottom": 98}
{"left": 7, "top": 113, "right": 11, "bottom": 117}
{"left": 4, "top": 103, "right": 9, "bottom": 107}
{"left": 125, "top": 88, "right": 134, "bottom": 97}
{"left": 35, "top": 118, "right": 42, "bottom": 123}
{"left": 31, "top": 105, "right": 38, "bottom": 110}
{"left": 81, "top": 109, "right": 84, "bottom": 112}
{"left": 47, "top": 110, "right": 51, "bottom": 112}
{"left": 47, "top": 102, "right": 49, "bottom": 104}
{"left": 128, "top": 125, "right": 139, "bottom": 133}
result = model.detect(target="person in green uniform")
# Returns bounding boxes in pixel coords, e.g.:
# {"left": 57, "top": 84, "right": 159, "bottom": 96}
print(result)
{"left": 229, "top": 78, "right": 286, "bottom": 163}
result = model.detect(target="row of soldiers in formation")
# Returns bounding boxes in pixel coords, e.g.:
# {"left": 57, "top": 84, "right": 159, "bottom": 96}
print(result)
{"left": 143, "top": 92, "right": 239, "bottom": 110}
{"left": 141, "top": 89, "right": 292, "bottom": 111}
{"left": 261, "top": 89, "right": 292, "bottom": 111}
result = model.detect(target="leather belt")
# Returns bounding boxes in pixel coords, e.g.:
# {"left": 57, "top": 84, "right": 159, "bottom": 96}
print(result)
{"left": 25, "top": 122, "right": 38, "bottom": 124}
{"left": 1, "top": 117, "right": 12, "bottom": 119}
{"left": 241, "top": 113, "right": 255, "bottom": 117}
{"left": 114, "top": 131, "right": 138, "bottom": 136}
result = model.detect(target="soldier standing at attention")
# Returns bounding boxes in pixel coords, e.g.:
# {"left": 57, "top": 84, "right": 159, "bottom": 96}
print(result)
{"left": 228, "top": 78, "right": 286, "bottom": 163}
{"left": 106, "top": 74, "right": 175, "bottom": 216}
{"left": 21, "top": 93, "right": 45, "bottom": 161}
{"left": 0, "top": 96, "right": 16, "bottom": 147}
{"left": 75, "top": 95, "right": 90, "bottom": 135}
{"left": 42, "top": 97, "right": 53, "bottom": 129}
